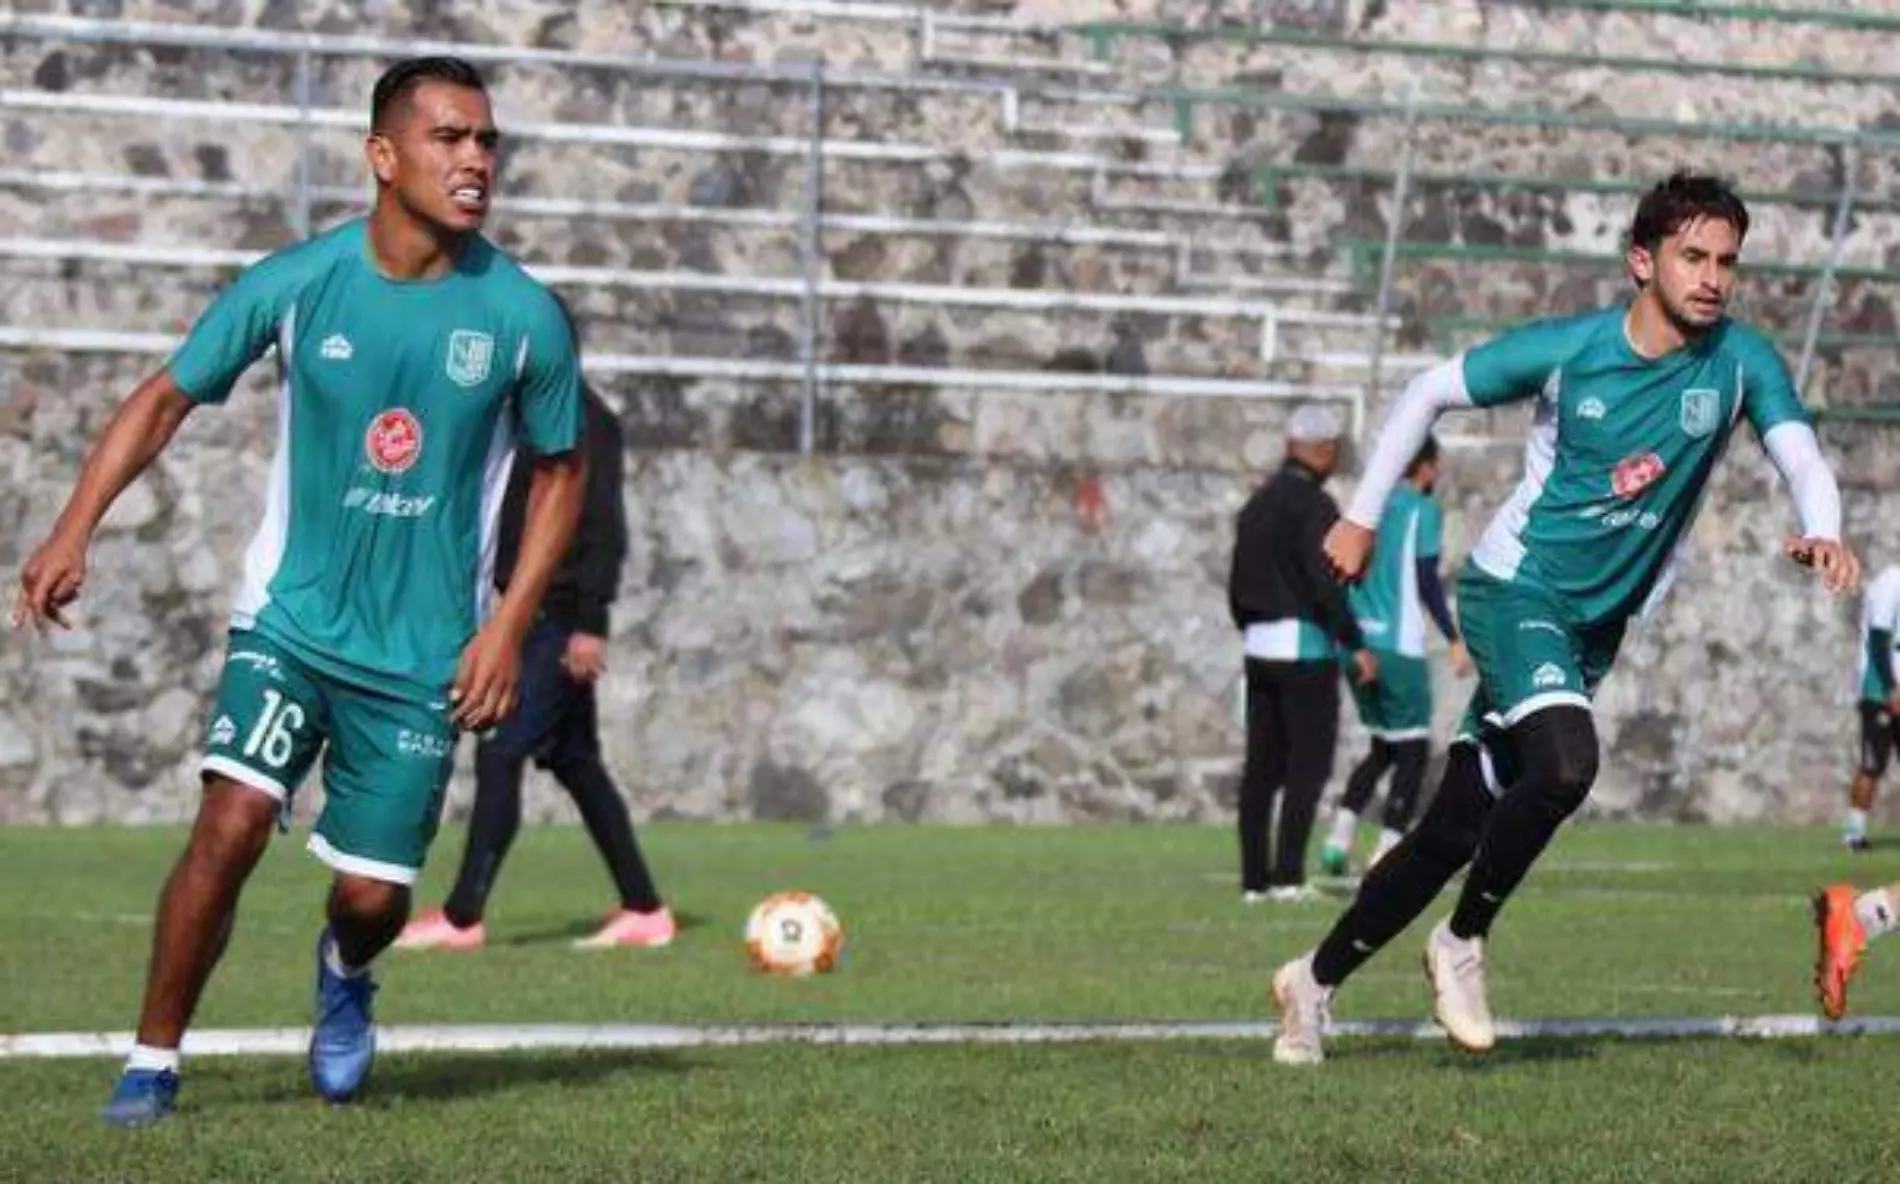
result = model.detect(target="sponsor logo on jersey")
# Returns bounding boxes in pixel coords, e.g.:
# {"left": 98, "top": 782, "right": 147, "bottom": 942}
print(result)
{"left": 208, "top": 714, "right": 237, "bottom": 746}
{"left": 396, "top": 728, "right": 455, "bottom": 760}
{"left": 446, "top": 329, "right": 495, "bottom": 387}
{"left": 228, "top": 650, "right": 284, "bottom": 681}
{"left": 343, "top": 488, "right": 436, "bottom": 518}
{"left": 1611, "top": 451, "right": 1666, "bottom": 499}
{"left": 1518, "top": 618, "right": 1565, "bottom": 636}
{"left": 1679, "top": 388, "right": 1720, "bottom": 438}
{"left": 1577, "top": 396, "right": 1607, "bottom": 421}
{"left": 1532, "top": 663, "right": 1568, "bottom": 690}
{"left": 319, "top": 334, "right": 354, "bottom": 361}
{"left": 365, "top": 409, "right": 423, "bottom": 474}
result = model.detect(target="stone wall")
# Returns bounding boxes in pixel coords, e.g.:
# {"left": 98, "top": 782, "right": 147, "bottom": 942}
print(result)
{"left": 3, "top": 0, "right": 1900, "bottom": 829}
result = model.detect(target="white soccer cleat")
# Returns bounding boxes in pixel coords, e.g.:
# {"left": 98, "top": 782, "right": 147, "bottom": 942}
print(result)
{"left": 1422, "top": 919, "right": 1495, "bottom": 1052}
{"left": 1271, "top": 953, "right": 1332, "bottom": 1066}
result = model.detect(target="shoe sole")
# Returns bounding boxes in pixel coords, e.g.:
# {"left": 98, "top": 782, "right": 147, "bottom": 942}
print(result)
{"left": 1813, "top": 889, "right": 1849, "bottom": 1022}
{"left": 1422, "top": 949, "right": 1495, "bottom": 1054}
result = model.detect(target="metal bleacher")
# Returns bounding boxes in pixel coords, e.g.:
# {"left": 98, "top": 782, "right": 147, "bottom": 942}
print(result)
{"left": 2, "top": 0, "right": 1897, "bottom": 457}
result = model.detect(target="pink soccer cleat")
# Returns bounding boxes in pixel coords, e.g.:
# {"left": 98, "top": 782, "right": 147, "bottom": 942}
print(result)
{"left": 393, "top": 908, "right": 486, "bottom": 951}
{"left": 574, "top": 906, "right": 677, "bottom": 950}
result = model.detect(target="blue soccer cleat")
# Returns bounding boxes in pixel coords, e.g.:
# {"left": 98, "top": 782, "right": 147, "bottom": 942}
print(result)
{"left": 102, "top": 1067, "right": 180, "bottom": 1128}
{"left": 308, "top": 928, "right": 378, "bottom": 1103}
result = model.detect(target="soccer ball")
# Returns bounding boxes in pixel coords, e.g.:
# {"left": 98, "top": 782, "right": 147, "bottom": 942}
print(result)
{"left": 744, "top": 891, "right": 844, "bottom": 976}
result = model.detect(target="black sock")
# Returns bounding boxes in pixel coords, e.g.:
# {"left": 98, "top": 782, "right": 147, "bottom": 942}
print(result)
{"left": 1449, "top": 708, "right": 1598, "bottom": 940}
{"left": 553, "top": 755, "right": 662, "bottom": 912}
{"left": 1310, "top": 746, "right": 1490, "bottom": 987}
{"left": 1341, "top": 739, "right": 1394, "bottom": 817}
{"left": 443, "top": 745, "right": 525, "bottom": 928}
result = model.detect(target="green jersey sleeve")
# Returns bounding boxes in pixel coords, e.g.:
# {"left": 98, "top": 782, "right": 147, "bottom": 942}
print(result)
{"left": 167, "top": 244, "right": 322, "bottom": 406}
{"left": 515, "top": 293, "right": 583, "bottom": 455}
{"left": 1735, "top": 328, "right": 1811, "bottom": 438}
{"left": 1459, "top": 317, "right": 1583, "bottom": 409}
{"left": 1416, "top": 498, "right": 1443, "bottom": 561}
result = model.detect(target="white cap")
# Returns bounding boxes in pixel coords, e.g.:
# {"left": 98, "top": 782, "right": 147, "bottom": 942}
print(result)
{"left": 1286, "top": 403, "right": 1342, "bottom": 444}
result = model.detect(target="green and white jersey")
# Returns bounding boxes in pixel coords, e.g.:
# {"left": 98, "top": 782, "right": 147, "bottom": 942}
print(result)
{"left": 168, "top": 218, "right": 582, "bottom": 702}
{"left": 1461, "top": 305, "right": 1808, "bottom": 628}
{"left": 1859, "top": 566, "right": 1900, "bottom": 703}
{"left": 1347, "top": 484, "right": 1442, "bottom": 659}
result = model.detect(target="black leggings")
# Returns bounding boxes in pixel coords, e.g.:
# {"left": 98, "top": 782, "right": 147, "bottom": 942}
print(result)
{"left": 1340, "top": 737, "right": 1431, "bottom": 832}
{"left": 1238, "top": 658, "right": 1340, "bottom": 891}
{"left": 1311, "top": 706, "right": 1598, "bottom": 985}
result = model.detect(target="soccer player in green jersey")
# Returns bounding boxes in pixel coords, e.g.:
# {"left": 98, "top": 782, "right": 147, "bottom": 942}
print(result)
{"left": 1266, "top": 172, "right": 1861, "bottom": 1065}
{"left": 1319, "top": 435, "right": 1472, "bottom": 880}
{"left": 1839, "top": 564, "right": 1900, "bottom": 851}
{"left": 11, "top": 57, "right": 588, "bottom": 1123}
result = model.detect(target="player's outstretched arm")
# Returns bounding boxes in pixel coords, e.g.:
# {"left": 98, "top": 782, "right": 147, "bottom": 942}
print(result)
{"left": 11, "top": 370, "right": 196, "bottom": 632}
{"left": 451, "top": 449, "right": 587, "bottom": 730}
{"left": 1763, "top": 421, "right": 1860, "bottom": 595}
{"left": 1325, "top": 358, "right": 1472, "bottom": 583}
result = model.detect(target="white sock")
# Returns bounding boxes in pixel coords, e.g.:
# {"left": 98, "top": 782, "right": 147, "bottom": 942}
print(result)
{"left": 1327, "top": 809, "right": 1358, "bottom": 851}
{"left": 1373, "top": 828, "right": 1403, "bottom": 861}
{"left": 126, "top": 1043, "right": 180, "bottom": 1074}
{"left": 323, "top": 937, "right": 370, "bottom": 980}
{"left": 1856, "top": 889, "right": 1898, "bottom": 941}
{"left": 1435, "top": 919, "right": 1480, "bottom": 952}
{"left": 1846, "top": 809, "right": 1869, "bottom": 840}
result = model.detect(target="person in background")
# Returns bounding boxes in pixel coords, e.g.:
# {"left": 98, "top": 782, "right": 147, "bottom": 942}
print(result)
{"left": 1228, "top": 404, "right": 1378, "bottom": 904}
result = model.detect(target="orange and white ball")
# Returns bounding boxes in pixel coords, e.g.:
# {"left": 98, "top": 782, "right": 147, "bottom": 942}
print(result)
{"left": 744, "top": 891, "right": 844, "bottom": 976}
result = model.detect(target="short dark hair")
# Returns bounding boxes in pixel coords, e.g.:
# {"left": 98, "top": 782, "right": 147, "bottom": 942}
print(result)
{"left": 371, "top": 56, "right": 487, "bottom": 131}
{"left": 1406, "top": 434, "right": 1439, "bottom": 476}
{"left": 1628, "top": 170, "right": 1749, "bottom": 254}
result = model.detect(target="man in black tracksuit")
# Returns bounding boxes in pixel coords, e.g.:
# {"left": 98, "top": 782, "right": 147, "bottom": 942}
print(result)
{"left": 1228, "top": 405, "right": 1377, "bottom": 900}
{"left": 398, "top": 382, "right": 675, "bottom": 951}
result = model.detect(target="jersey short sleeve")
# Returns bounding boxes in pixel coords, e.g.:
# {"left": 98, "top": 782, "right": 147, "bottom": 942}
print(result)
{"left": 167, "top": 244, "right": 322, "bottom": 406}
{"left": 1415, "top": 498, "right": 1444, "bottom": 561}
{"left": 1459, "top": 317, "right": 1586, "bottom": 409}
{"left": 514, "top": 292, "right": 583, "bottom": 455}
{"left": 1732, "top": 327, "right": 1811, "bottom": 438}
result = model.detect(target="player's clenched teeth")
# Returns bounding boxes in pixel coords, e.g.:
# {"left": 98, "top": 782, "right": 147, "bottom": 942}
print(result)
{"left": 450, "top": 184, "right": 487, "bottom": 212}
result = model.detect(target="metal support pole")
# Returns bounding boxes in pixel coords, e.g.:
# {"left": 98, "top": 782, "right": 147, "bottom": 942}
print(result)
{"left": 1364, "top": 88, "right": 1420, "bottom": 429}
{"left": 1795, "top": 136, "right": 1859, "bottom": 398}
{"left": 797, "top": 60, "right": 826, "bottom": 456}
{"left": 292, "top": 49, "right": 313, "bottom": 239}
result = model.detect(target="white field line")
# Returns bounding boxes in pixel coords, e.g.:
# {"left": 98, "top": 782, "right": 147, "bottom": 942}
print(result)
{"left": 5, "top": 1015, "right": 1899, "bottom": 1060}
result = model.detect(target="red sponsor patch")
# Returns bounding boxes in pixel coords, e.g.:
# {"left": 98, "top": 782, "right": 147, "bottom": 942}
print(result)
{"left": 1611, "top": 451, "right": 1666, "bottom": 500}
{"left": 365, "top": 409, "right": 423, "bottom": 474}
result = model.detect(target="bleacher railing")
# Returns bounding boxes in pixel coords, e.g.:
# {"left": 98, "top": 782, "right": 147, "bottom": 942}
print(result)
{"left": 0, "top": 8, "right": 1890, "bottom": 446}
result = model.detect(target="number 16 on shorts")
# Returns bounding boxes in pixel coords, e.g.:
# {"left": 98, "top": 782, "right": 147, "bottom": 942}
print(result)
{"left": 201, "top": 636, "right": 327, "bottom": 805}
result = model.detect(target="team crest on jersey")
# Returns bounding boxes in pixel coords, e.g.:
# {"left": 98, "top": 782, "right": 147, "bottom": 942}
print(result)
{"left": 365, "top": 408, "right": 423, "bottom": 474}
{"left": 446, "top": 329, "right": 495, "bottom": 388}
{"left": 1611, "top": 451, "right": 1666, "bottom": 500}
{"left": 1679, "top": 388, "right": 1720, "bottom": 438}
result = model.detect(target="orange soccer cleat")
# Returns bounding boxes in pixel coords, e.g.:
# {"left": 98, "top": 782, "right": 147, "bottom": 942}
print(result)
{"left": 1814, "top": 884, "right": 1867, "bottom": 1022}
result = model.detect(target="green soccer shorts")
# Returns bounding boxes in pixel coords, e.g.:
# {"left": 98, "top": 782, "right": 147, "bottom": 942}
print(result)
{"left": 199, "top": 629, "right": 458, "bottom": 884}
{"left": 1344, "top": 650, "right": 1432, "bottom": 740}
{"left": 1452, "top": 565, "right": 1626, "bottom": 745}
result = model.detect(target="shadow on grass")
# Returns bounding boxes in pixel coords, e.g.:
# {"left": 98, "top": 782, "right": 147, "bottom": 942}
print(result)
{"left": 247, "top": 1048, "right": 696, "bottom": 1107}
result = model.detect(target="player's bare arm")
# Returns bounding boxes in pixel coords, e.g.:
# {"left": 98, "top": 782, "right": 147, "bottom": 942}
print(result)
{"left": 12, "top": 370, "right": 196, "bottom": 632}
{"left": 451, "top": 449, "right": 587, "bottom": 729}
